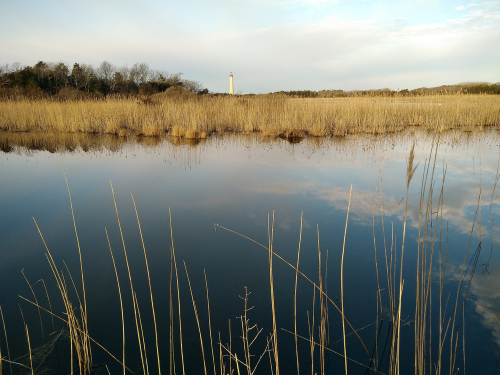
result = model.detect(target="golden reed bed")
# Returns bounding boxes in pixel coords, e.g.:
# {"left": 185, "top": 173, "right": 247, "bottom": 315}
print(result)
{"left": 0, "top": 94, "right": 499, "bottom": 138}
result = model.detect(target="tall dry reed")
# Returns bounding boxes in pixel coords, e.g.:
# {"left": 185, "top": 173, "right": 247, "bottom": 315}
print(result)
{"left": 0, "top": 95, "right": 499, "bottom": 137}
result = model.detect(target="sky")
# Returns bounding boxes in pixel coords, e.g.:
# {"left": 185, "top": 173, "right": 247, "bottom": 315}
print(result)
{"left": 1, "top": 0, "right": 499, "bottom": 93}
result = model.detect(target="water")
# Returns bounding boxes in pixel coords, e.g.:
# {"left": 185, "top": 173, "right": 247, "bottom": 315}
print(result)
{"left": 1, "top": 130, "right": 500, "bottom": 374}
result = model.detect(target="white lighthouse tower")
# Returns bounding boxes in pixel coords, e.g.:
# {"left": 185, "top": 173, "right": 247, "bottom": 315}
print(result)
{"left": 229, "top": 72, "right": 234, "bottom": 95}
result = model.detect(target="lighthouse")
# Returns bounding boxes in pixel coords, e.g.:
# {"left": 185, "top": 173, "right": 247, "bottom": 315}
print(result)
{"left": 229, "top": 72, "right": 234, "bottom": 95}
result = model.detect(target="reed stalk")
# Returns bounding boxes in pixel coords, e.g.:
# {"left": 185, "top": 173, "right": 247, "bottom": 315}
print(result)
{"left": 19, "top": 291, "right": 131, "bottom": 370}
{"left": 105, "top": 228, "right": 125, "bottom": 375}
{"left": 239, "top": 287, "right": 252, "bottom": 374}
{"left": 341, "top": 184, "right": 353, "bottom": 375}
{"left": 184, "top": 261, "right": 208, "bottom": 375}
{"left": 169, "top": 233, "right": 176, "bottom": 375}
{"left": 281, "top": 328, "right": 382, "bottom": 374}
{"left": 169, "top": 207, "right": 186, "bottom": 375}
{"left": 448, "top": 191, "right": 481, "bottom": 375}
{"left": 373, "top": 183, "right": 383, "bottom": 320}
{"left": 110, "top": 181, "right": 146, "bottom": 375}
{"left": 229, "top": 319, "right": 233, "bottom": 375}
{"left": 0, "top": 306, "right": 12, "bottom": 375}
{"left": 204, "top": 270, "right": 217, "bottom": 375}
{"left": 62, "top": 261, "right": 82, "bottom": 306}
{"left": 294, "top": 212, "right": 303, "bottom": 375}
{"left": 379, "top": 154, "right": 394, "bottom": 319}
{"left": 135, "top": 290, "right": 150, "bottom": 375}
{"left": 32, "top": 216, "right": 90, "bottom": 373}
{"left": 132, "top": 193, "right": 161, "bottom": 375}
{"left": 219, "top": 332, "right": 225, "bottom": 375}
{"left": 235, "top": 353, "right": 241, "bottom": 375}
{"left": 20, "top": 270, "right": 44, "bottom": 341}
{"left": 38, "top": 279, "right": 54, "bottom": 332}
{"left": 317, "top": 224, "right": 326, "bottom": 375}
{"left": 59, "top": 156, "right": 91, "bottom": 372}
{"left": 24, "top": 325, "right": 33, "bottom": 375}
{"left": 268, "top": 335, "right": 274, "bottom": 375}
{"left": 268, "top": 212, "right": 279, "bottom": 375}
{"left": 414, "top": 142, "right": 435, "bottom": 374}
{"left": 307, "top": 291, "right": 315, "bottom": 375}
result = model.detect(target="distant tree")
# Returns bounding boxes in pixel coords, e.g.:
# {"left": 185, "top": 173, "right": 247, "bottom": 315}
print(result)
{"left": 150, "top": 72, "right": 172, "bottom": 92}
{"left": 0, "top": 60, "right": 207, "bottom": 98}
{"left": 10, "top": 62, "right": 22, "bottom": 72}
{"left": 12, "top": 66, "right": 37, "bottom": 89}
{"left": 110, "top": 71, "right": 126, "bottom": 93}
{"left": 52, "top": 62, "right": 69, "bottom": 92}
{"left": 80, "top": 64, "right": 96, "bottom": 93}
{"left": 97, "top": 61, "right": 115, "bottom": 82}
{"left": 33, "top": 61, "right": 50, "bottom": 91}
{"left": 183, "top": 79, "right": 203, "bottom": 93}
{"left": 166, "top": 72, "right": 183, "bottom": 87}
{"left": 33, "top": 61, "right": 49, "bottom": 78}
{"left": 70, "top": 63, "right": 85, "bottom": 90}
{"left": 0, "top": 64, "right": 12, "bottom": 87}
{"left": 96, "top": 61, "right": 117, "bottom": 95}
{"left": 129, "top": 63, "right": 150, "bottom": 87}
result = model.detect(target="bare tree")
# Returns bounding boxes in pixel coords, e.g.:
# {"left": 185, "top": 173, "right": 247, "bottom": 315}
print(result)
{"left": 51, "top": 62, "right": 69, "bottom": 90}
{"left": 97, "top": 61, "right": 115, "bottom": 83}
{"left": 11, "top": 62, "right": 22, "bottom": 72}
{"left": 70, "top": 63, "right": 85, "bottom": 90}
{"left": 80, "top": 64, "right": 95, "bottom": 92}
{"left": 129, "top": 64, "right": 139, "bottom": 87}
{"left": 166, "top": 72, "right": 183, "bottom": 87}
{"left": 139, "top": 63, "right": 151, "bottom": 85}
{"left": 118, "top": 65, "right": 130, "bottom": 81}
{"left": 0, "top": 64, "right": 12, "bottom": 87}
{"left": 129, "top": 63, "right": 151, "bottom": 86}
{"left": 182, "top": 79, "right": 204, "bottom": 93}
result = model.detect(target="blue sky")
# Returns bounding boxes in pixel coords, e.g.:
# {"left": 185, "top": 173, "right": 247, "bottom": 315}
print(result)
{"left": 1, "top": 0, "right": 499, "bottom": 93}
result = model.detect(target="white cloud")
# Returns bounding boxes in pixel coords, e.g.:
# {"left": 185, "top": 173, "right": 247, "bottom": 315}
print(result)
{"left": 455, "top": 3, "right": 480, "bottom": 11}
{"left": 444, "top": 258, "right": 500, "bottom": 348}
{"left": 1, "top": 0, "right": 499, "bottom": 92}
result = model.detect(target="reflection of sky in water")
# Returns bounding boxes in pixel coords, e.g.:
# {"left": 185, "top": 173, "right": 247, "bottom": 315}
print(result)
{"left": 1, "top": 130, "right": 500, "bottom": 373}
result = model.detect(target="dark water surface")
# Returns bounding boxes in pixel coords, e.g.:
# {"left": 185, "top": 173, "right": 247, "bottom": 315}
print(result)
{"left": 1, "top": 130, "right": 500, "bottom": 374}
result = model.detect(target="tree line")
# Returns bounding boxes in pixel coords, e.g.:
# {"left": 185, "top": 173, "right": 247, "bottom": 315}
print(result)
{"left": 274, "top": 83, "right": 500, "bottom": 98}
{"left": 0, "top": 61, "right": 208, "bottom": 99}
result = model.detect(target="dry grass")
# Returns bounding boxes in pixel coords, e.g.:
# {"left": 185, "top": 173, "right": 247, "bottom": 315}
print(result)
{"left": 0, "top": 95, "right": 499, "bottom": 138}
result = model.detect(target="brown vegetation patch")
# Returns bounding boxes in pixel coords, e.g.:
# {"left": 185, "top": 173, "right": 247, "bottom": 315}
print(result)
{"left": 152, "top": 86, "right": 194, "bottom": 102}
{"left": 171, "top": 126, "right": 185, "bottom": 137}
{"left": 279, "top": 129, "right": 305, "bottom": 143}
{"left": 168, "top": 136, "right": 204, "bottom": 147}
{"left": 0, "top": 95, "right": 499, "bottom": 138}
{"left": 185, "top": 129, "right": 207, "bottom": 139}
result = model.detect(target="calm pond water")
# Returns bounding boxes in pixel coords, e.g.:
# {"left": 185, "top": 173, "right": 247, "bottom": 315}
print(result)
{"left": 1, "top": 130, "right": 500, "bottom": 374}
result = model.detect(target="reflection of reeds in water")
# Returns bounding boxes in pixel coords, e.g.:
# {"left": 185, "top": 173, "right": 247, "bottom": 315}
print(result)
{"left": 1, "top": 95, "right": 499, "bottom": 137}
{"left": 5, "top": 143, "right": 496, "bottom": 375}
{"left": 2, "top": 128, "right": 499, "bottom": 161}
